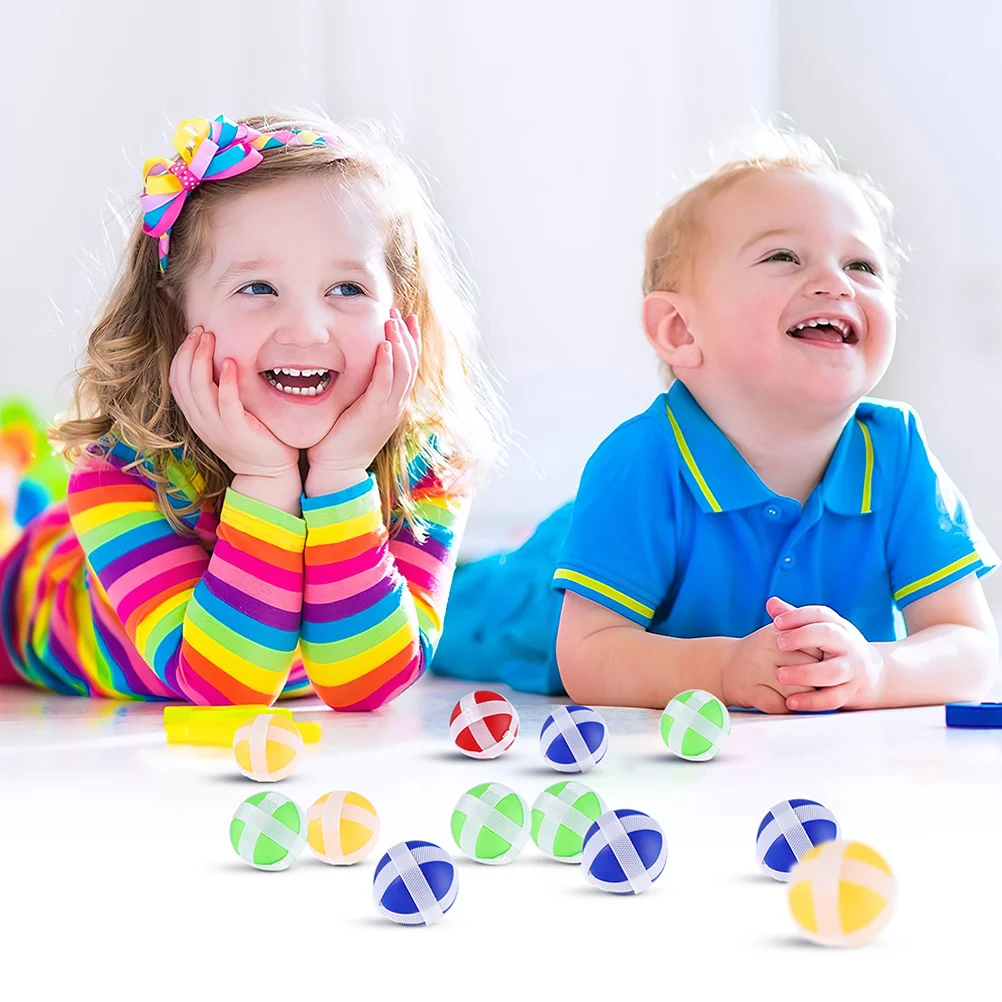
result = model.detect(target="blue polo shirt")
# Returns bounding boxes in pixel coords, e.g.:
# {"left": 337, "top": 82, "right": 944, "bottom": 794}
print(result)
{"left": 552, "top": 381, "right": 998, "bottom": 642}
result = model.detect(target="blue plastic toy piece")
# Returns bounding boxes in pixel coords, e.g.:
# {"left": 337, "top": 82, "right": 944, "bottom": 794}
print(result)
{"left": 945, "top": 702, "right": 1002, "bottom": 728}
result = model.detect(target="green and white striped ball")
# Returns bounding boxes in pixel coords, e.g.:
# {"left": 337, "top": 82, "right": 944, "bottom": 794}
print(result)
{"left": 660, "top": 689, "right": 731, "bottom": 761}
{"left": 530, "top": 781, "right": 607, "bottom": 862}
{"left": 451, "top": 782, "right": 530, "bottom": 864}
{"left": 230, "top": 791, "right": 307, "bottom": 871}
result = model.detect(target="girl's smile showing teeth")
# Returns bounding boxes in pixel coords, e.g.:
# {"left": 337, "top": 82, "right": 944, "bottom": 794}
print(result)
{"left": 261, "top": 366, "right": 334, "bottom": 397}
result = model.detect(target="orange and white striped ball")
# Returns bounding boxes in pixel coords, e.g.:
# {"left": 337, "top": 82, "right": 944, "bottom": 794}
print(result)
{"left": 308, "top": 791, "right": 381, "bottom": 865}
{"left": 232, "top": 713, "right": 304, "bottom": 782}
{"left": 449, "top": 690, "right": 519, "bottom": 759}
{"left": 788, "top": 839, "right": 897, "bottom": 946}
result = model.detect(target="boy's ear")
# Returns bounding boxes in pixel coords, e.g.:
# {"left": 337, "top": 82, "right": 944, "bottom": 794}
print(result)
{"left": 643, "top": 292, "right": 703, "bottom": 370}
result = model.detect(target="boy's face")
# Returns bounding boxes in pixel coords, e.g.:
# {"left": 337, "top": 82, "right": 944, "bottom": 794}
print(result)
{"left": 681, "top": 169, "right": 896, "bottom": 418}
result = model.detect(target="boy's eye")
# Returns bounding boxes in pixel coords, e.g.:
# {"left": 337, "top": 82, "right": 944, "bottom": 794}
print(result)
{"left": 328, "top": 282, "right": 365, "bottom": 298}
{"left": 236, "top": 281, "right": 276, "bottom": 296}
{"left": 763, "top": 250, "right": 797, "bottom": 263}
{"left": 847, "top": 260, "right": 878, "bottom": 275}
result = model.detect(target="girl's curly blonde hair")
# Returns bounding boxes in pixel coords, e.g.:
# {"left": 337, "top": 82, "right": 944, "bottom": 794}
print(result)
{"left": 53, "top": 111, "right": 504, "bottom": 533}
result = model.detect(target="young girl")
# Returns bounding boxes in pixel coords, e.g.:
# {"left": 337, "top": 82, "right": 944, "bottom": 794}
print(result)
{"left": 0, "top": 112, "right": 501, "bottom": 710}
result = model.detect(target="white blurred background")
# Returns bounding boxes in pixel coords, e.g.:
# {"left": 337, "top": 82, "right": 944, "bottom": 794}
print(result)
{"left": 1, "top": 0, "right": 1000, "bottom": 614}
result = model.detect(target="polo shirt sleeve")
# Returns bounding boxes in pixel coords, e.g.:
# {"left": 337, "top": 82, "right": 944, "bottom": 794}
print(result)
{"left": 552, "top": 415, "right": 676, "bottom": 628}
{"left": 885, "top": 407, "right": 999, "bottom": 608}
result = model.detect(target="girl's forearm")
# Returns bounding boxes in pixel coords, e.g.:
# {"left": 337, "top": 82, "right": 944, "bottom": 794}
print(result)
{"left": 304, "top": 466, "right": 369, "bottom": 498}
{"left": 866, "top": 625, "right": 998, "bottom": 709}
{"left": 231, "top": 470, "right": 303, "bottom": 515}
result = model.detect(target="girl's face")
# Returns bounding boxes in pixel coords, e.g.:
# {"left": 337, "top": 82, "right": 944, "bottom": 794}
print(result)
{"left": 682, "top": 168, "right": 896, "bottom": 418}
{"left": 184, "top": 176, "right": 395, "bottom": 450}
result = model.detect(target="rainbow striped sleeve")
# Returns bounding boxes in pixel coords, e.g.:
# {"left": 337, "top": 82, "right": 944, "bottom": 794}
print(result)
{"left": 300, "top": 468, "right": 469, "bottom": 710}
{"left": 66, "top": 454, "right": 306, "bottom": 704}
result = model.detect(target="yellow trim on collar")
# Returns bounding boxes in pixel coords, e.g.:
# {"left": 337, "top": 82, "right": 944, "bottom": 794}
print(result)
{"left": 665, "top": 404, "right": 722, "bottom": 513}
{"left": 857, "top": 419, "right": 874, "bottom": 514}
{"left": 553, "top": 569, "right": 655, "bottom": 619}
{"left": 893, "top": 552, "right": 979, "bottom": 602}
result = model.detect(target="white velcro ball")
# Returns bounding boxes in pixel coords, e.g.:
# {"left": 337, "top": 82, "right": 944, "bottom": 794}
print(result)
{"left": 756, "top": 799, "right": 840, "bottom": 881}
{"left": 308, "top": 791, "right": 380, "bottom": 865}
{"left": 539, "top": 704, "right": 608, "bottom": 772}
{"left": 230, "top": 792, "right": 307, "bottom": 871}
{"left": 373, "top": 840, "right": 458, "bottom": 926}
{"left": 660, "top": 689, "right": 730, "bottom": 761}
{"left": 232, "top": 712, "right": 304, "bottom": 782}
{"left": 789, "top": 840, "right": 896, "bottom": 946}
{"left": 449, "top": 690, "right": 519, "bottom": 759}
{"left": 451, "top": 782, "right": 530, "bottom": 864}
{"left": 582, "top": 808, "right": 668, "bottom": 894}
{"left": 531, "top": 781, "right": 607, "bottom": 862}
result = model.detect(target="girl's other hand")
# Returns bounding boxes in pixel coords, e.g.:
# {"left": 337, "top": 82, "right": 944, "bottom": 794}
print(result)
{"left": 304, "top": 309, "right": 420, "bottom": 497}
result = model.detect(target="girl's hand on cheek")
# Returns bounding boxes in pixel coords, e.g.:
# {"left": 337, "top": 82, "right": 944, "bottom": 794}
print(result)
{"left": 304, "top": 309, "right": 420, "bottom": 497}
{"left": 170, "top": 326, "right": 300, "bottom": 480}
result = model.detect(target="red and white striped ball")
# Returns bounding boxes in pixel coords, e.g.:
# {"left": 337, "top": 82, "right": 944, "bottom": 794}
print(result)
{"left": 449, "top": 690, "right": 519, "bottom": 759}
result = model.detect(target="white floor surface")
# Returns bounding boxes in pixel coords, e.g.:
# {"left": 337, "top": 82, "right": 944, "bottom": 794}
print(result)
{"left": 1, "top": 676, "right": 999, "bottom": 1001}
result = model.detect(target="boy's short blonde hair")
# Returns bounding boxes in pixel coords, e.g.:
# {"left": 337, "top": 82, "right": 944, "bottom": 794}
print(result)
{"left": 643, "top": 126, "right": 906, "bottom": 298}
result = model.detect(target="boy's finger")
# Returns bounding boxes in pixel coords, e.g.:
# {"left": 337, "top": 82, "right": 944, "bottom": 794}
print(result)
{"left": 750, "top": 685, "right": 792, "bottom": 715}
{"left": 772, "top": 604, "right": 842, "bottom": 631}
{"left": 765, "top": 596, "right": 796, "bottom": 618}
{"left": 776, "top": 655, "right": 853, "bottom": 688}
{"left": 776, "top": 621, "right": 847, "bottom": 656}
{"left": 786, "top": 682, "right": 853, "bottom": 712}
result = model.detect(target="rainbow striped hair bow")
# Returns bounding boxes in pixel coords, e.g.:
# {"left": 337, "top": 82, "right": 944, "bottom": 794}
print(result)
{"left": 141, "top": 115, "right": 336, "bottom": 273}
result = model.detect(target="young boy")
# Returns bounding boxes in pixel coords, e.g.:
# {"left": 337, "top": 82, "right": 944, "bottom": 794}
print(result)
{"left": 435, "top": 132, "right": 999, "bottom": 712}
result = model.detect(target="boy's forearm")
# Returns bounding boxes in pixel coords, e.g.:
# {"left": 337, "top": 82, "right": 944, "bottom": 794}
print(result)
{"left": 865, "top": 625, "right": 998, "bottom": 709}
{"left": 558, "top": 625, "right": 732, "bottom": 709}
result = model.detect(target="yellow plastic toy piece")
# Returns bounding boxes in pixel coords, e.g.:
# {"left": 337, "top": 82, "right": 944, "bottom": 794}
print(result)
{"left": 163, "top": 704, "right": 321, "bottom": 746}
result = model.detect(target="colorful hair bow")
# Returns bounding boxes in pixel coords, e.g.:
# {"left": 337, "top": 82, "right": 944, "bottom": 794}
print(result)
{"left": 141, "top": 115, "right": 335, "bottom": 273}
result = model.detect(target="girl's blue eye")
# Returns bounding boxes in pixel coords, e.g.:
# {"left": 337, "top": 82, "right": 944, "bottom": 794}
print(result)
{"left": 328, "top": 282, "right": 364, "bottom": 298}
{"left": 237, "top": 281, "right": 276, "bottom": 296}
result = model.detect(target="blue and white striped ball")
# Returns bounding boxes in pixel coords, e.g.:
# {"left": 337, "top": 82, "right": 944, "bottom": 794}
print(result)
{"left": 539, "top": 704, "right": 609, "bottom": 773}
{"left": 582, "top": 809, "right": 668, "bottom": 894}
{"left": 373, "top": 840, "right": 458, "bottom": 926}
{"left": 756, "top": 799, "right": 840, "bottom": 882}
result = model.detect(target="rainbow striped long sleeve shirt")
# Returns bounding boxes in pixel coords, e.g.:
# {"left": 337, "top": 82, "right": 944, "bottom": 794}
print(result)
{"left": 0, "top": 440, "right": 468, "bottom": 709}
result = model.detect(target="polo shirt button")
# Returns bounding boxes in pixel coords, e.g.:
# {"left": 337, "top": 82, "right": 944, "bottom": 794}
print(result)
{"left": 765, "top": 505, "right": 781, "bottom": 519}
{"left": 781, "top": 554, "right": 796, "bottom": 569}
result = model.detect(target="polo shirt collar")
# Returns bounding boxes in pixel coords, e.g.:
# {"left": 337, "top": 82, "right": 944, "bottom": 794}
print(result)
{"left": 662, "top": 382, "right": 881, "bottom": 516}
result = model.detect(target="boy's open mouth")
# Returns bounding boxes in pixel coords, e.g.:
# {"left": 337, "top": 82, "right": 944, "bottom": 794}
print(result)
{"left": 261, "top": 367, "right": 334, "bottom": 397}
{"left": 786, "top": 318, "right": 859, "bottom": 345}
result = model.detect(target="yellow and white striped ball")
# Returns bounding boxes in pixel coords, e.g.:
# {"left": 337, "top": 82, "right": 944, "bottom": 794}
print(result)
{"left": 788, "top": 839, "right": 896, "bottom": 946}
{"left": 233, "top": 713, "right": 304, "bottom": 782}
{"left": 308, "top": 790, "right": 381, "bottom": 864}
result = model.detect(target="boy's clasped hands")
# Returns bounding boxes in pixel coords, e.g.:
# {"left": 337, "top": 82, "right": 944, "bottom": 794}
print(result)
{"left": 721, "top": 596, "right": 886, "bottom": 714}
